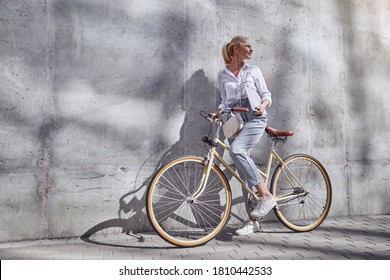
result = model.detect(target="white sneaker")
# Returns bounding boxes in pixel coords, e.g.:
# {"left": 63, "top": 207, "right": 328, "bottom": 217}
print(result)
{"left": 235, "top": 220, "right": 260, "bottom": 236}
{"left": 250, "top": 196, "right": 276, "bottom": 218}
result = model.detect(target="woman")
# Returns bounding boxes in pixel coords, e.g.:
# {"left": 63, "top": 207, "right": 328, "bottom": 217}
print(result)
{"left": 211, "top": 36, "right": 276, "bottom": 236}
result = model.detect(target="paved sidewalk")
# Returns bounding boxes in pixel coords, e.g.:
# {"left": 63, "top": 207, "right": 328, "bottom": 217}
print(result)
{"left": 1, "top": 215, "right": 389, "bottom": 260}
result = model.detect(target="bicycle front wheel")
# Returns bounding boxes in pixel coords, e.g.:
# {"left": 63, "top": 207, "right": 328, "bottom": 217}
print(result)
{"left": 271, "top": 154, "right": 332, "bottom": 232}
{"left": 146, "top": 156, "right": 232, "bottom": 247}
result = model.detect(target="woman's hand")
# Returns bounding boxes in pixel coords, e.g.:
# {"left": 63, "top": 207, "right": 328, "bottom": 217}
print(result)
{"left": 254, "top": 104, "right": 266, "bottom": 116}
{"left": 254, "top": 100, "right": 270, "bottom": 116}
{"left": 210, "top": 109, "right": 221, "bottom": 119}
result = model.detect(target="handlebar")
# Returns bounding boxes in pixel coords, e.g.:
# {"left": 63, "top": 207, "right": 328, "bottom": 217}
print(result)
{"left": 200, "top": 107, "right": 249, "bottom": 123}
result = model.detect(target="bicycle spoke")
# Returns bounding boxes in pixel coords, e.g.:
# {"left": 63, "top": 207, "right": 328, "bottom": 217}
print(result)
{"left": 152, "top": 193, "right": 185, "bottom": 203}
{"left": 196, "top": 200, "right": 224, "bottom": 217}
{"left": 191, "top": 204, "right": 220, "bottom": 228}
{"left": 159, "top": 173, "right": 188, "bottom": 198}
{"left": 155, "top": 202, "right": 185, "bottom": 224}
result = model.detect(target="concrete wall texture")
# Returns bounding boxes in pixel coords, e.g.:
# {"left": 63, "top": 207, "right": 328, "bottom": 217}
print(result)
{"left": 0, "top": 0, "right": 389, "bottom": 242}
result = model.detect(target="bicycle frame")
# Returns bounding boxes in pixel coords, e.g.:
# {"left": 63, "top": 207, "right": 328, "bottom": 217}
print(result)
{"left": 193, "top": 116, "right": 308, "bottom": 204}
{"left": 146, "top": 110, "right": 332, "bottom": 247}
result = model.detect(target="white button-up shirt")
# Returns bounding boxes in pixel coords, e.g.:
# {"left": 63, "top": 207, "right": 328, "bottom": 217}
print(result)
{"left": 217, "top": 63, "right": 272, "bottom": 111}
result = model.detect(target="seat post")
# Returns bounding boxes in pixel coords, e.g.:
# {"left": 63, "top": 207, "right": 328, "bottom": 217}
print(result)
{"left": 271, "top": 136, "right": 288, "bottom": 147}
{"left": 271, "top": 137, "right": 277, "bottom": 147}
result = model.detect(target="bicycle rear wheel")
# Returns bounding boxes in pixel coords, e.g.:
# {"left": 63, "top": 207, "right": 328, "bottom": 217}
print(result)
{"left": 271, "top": 154, "right": 332, "bottom": 232}
{"left": 146, "top": 156, "right": 232, "bottom": 247}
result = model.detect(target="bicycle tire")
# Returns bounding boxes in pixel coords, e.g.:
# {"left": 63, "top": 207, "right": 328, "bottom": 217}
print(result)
{"left": 146, "top": 156, "right": 232, "bottom": 247}
{"left": 271, "top": 154, "right": 332, "bottom": 232}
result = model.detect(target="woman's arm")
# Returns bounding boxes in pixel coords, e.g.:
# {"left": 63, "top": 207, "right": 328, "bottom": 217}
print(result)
{"left": 254, "top": 99, "right": 270, "bottom": 116}
{"left": 254, "top": 66, "right": 272, "bottom": 107}
{"left": 213, "top": 71, "right": 227, "bottom": 117}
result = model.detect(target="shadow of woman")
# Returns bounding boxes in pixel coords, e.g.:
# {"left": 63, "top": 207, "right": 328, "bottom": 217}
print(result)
{"left": 81, "top": 70, "right": 231, "bottom": 247}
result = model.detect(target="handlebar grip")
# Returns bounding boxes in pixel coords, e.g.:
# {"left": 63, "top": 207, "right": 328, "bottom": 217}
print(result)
{"left": 232, "top": 107, "right": 249, "bottom": 113}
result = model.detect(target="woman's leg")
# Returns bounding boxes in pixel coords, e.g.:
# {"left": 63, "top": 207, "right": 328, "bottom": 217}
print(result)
{"left": 229, "top": 116, "right": 275, "bottom": 220}
{"left": 255, "top": 182, "right": 272, "bottom": 198}
{"left": 229, "top": 117, "right": 267, "bottom": 190}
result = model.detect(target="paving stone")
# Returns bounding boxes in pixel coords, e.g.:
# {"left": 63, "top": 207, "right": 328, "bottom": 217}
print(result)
{"left": 1, "top": 215, "right": 389, "bottom": 260}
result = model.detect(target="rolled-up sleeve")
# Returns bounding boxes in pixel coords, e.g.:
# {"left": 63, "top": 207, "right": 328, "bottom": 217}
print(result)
{"left": 254, "top": 66, "right": 272, "bottom": 106}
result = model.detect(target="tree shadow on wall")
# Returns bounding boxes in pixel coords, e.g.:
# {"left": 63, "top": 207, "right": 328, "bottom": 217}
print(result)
{"left": 81, "top": 70, "right": 237, "bottom": 247}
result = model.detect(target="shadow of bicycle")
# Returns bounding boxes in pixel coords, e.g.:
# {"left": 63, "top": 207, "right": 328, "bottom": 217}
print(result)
{"left": 81, "top": 218, "right": 240, "bottom": 249}
{"left": 80, "top": 70, "right": 247, "bottom": 248}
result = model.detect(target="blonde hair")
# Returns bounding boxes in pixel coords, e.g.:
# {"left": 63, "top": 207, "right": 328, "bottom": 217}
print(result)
{"left": 222, "top": 36, "right": 249, "bottom": 64}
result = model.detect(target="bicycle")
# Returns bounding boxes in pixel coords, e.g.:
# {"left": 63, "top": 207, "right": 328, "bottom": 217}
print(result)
{"left": 146, "top": 107, "right": 332, "bottom": 247}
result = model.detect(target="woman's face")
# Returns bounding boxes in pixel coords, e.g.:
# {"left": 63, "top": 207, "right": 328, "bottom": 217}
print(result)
{"left": 235, "top": 40, "right": 253, "bottom": 60}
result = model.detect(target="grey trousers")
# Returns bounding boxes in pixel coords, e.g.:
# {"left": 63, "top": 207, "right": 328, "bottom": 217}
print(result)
{"left": 229, "top": 115, "right": 267, "bottom": 187}
{"left": 228, "top": 103, "right": 267, "bottom": 213}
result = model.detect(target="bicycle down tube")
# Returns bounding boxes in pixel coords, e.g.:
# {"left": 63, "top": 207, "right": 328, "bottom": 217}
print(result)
{"left": 194, "top": 136, "right": 308, "bottom": 206}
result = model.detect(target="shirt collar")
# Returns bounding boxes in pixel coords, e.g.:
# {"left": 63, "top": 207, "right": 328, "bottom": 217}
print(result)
{"left": 222, "top": 62, "right": 251, "bottom": 77}
{"left": 242, "top": 62, "right": 251, "bottom": 69}
{"left": 223, "top": 62, "right": 251, "bottom": 71}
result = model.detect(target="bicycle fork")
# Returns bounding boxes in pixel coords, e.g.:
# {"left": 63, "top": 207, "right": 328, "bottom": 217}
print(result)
{"left": 191, "top": 147, "right": 217, "bottom": 201}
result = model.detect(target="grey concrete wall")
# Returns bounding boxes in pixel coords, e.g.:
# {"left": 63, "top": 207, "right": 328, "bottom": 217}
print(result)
{"left": 0, "top": 0, "right": 389, "bottom": 242}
